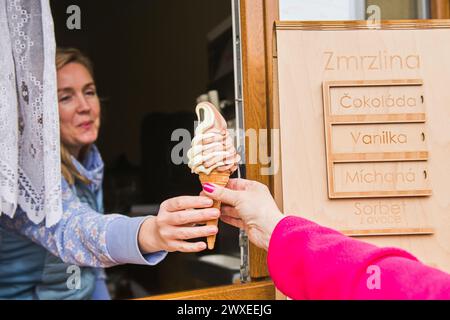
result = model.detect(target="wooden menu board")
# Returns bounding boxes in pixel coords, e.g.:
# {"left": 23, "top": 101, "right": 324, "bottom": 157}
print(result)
{"left": 274, "top": 20, "right": 450, "bottom": 272}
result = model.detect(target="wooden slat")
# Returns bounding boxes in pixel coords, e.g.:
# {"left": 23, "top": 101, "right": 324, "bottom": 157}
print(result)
{"left": 329, "top": 114, "right": 426, "bottom": 124}
{"left": 275, "top": 19, "right": 450, "bottom": 30}
{"left": 342, "top": 228, "right": 435, "bottom": 237}
{"left": 264, "top": 0, "right": 282, "bottom": 213}
{"left": 431, "top": 0, "right": 450, "bottom": 19}
{"left": 240, "top": 0, "right": 280, "bottom": 279}
{"left": 138, "top": 280, "right": 275, "bottom": 300}
{"left": 265, "top": 0, "right": 285, "bottom": 301}
{"left": 331, "top": 151, "right": 429, "bottom": 162}
{"left": 324, "top": 79, "right": 423, "bottom": 87}
{"left": 332, "top": 189, "right": 432, "bottom": 199}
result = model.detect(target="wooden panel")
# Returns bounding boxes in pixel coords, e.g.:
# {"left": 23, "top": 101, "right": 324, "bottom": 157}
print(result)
{"left": 329, "top": 83, "right": 426, "bottom": 117}
{"left": 264, "top": 0, "right": 282, "bottom": 213}
{"left": 342, "top": 227, "right": 434, "bottom": 237}
{"left": 274, "top": 20, "right": 450, "bottom": 268}
{"left": 431, "top": 0, "right": 450, "bottom": 19}
{"left": 328, "top": 114, "right": 426, "bottom": 124}
{"left": 330, "top": 123, "right": 427, "bottom": 154}
{"left": 240, "top": 0, "right": 280, "bottom": 279}
{"left": 322, "top": 79, "right": 431, "bottom": 200}
{"left": 265, "top": 0, "right": 283, "bottom": 215}
{"left": 240, "top": 0, "right": 269, "bottom": 279}
{"left": 312, "top": 197, "right": 433, "bottom": 235}
{"left": 264, "top": 0, "right": 285, "bottom": 301}
{"left": 276, "top": 19, "right": 450, "bottom": 30}
{"left": 138, "top": 280, "right": 275, "bottom": 300}
{"left": 333, "top": 161, "right": 431, "bottom": 195}
{"left": 331, "top": 151, "right": 429, "bottom": 163}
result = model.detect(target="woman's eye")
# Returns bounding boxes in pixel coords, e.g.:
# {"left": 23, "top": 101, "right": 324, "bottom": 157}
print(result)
{"left": 86, "top": 90, "right": 96, "bottom": 96}
{"left": 59, "top": 95, "right": 71, "bottom": 103}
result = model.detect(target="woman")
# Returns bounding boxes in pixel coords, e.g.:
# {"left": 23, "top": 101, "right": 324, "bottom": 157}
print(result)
{"left": 202, "top": 179, "right": 450, "bottom": 300}
{"left": 0, "top": 48, "right": 219, "bottom": 299}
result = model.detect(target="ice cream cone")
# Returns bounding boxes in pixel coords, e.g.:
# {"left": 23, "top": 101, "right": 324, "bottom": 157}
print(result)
{"left": 199, "top": 170, "right": 230, "bottom": 250}
{"left": 187, "top": 102, "right": 239, "bottom": 250}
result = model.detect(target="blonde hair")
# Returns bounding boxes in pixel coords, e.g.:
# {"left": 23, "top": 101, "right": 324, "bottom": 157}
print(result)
{"left": 56, "top": 47, "right": 95, "bottom": 185}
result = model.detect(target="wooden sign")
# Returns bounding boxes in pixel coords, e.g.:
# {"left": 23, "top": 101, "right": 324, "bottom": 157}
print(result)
{"left": 323, "top": 79, "right": 431, "bottom": 199}
{"left": 274, "top": 20, "right": 450, "bottom": 272}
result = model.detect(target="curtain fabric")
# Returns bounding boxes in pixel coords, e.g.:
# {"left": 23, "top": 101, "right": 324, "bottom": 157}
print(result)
{"left": 0, "top": 0, "right": 62, "bottom": 226}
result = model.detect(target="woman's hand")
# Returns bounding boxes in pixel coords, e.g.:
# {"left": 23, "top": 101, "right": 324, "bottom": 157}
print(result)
{"left": 202, "top": 179, "right": 284, "bottom": 251}
{"left": 138, "top": 196, "right": 219, "bottom": 253}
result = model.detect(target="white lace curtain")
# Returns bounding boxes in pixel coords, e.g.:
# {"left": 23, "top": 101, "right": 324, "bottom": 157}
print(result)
{"left": 0, "top": 0, "right": 62, "bottom": 226}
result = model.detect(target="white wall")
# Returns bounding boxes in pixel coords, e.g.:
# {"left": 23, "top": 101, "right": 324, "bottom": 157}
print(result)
{"left": 279, "top": 0, "right": 366, "bottom": 21}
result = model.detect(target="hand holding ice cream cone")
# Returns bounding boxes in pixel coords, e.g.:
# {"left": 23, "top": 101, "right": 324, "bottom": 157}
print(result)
{"left": 187, "top": 102, "right": 240, "bottom": 249}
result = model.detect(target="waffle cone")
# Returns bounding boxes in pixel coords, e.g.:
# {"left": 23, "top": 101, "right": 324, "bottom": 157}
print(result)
{"left": 199, "top": 170, "right": 230, "bottom": 250}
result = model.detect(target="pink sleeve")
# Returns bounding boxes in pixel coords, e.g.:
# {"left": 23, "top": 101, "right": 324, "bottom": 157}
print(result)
{"left": 267, "top": 216, "right": 450, "bottom": 300}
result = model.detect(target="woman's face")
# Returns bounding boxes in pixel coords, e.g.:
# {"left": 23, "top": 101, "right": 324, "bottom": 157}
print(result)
{"left": 57, "top": 62, "right": 100, "bottom": 157}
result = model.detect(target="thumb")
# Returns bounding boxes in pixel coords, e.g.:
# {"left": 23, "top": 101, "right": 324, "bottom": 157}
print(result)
{"left": 202, "top": 183, "right": 240, "bottom": 206}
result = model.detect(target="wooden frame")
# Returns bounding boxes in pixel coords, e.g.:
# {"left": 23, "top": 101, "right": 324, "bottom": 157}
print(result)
{"left": 431, "top": 0, "right": 450, "bottom": 18}
{"left": 275, "top": 19, "right": 450, "bottom": 30}
{"left": 138, "top": 280, "right": 275, "bottom": 300}
{"left": 322, "top": 79, "right": 431, "bottom": 199}
{"left": 240, "top": 0, "right": 280, "bottom": 280}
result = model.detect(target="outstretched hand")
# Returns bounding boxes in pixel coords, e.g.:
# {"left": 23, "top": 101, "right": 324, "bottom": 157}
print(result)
{"left": 201, "top": 178, "right": 284, "bottom": 251}
{"left": 138, "top": 196, "right": 219, "bottom": 253}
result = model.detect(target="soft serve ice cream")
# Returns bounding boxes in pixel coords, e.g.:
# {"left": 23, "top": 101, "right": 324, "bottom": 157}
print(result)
{"left": 187, "top": 102, "right": 240, "bottom": 249}
{"left": 187, "top": 102, "right": 240, "bottom": 175}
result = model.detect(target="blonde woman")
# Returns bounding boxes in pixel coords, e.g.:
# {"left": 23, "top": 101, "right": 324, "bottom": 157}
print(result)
{"left": 0, "top": 48, "right": 218, "bottom": 299}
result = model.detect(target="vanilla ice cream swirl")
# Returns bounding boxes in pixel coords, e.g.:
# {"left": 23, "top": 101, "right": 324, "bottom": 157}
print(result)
{"left": 187, "top": 102, "right": 240, "bottom": 175}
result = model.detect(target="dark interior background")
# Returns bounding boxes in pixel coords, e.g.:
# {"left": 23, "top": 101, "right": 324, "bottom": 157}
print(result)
{"left": 50, "top": 0, "right": 239, "bottom": 298}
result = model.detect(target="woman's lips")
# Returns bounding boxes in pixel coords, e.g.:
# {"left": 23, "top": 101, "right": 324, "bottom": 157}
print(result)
{"left": 78, "top": 121, "right": 93, "bottom": 130}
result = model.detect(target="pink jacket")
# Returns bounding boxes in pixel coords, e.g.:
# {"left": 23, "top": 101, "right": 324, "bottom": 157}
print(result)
{"left": 267, "top": 216, "right": 450, "bottom": 300}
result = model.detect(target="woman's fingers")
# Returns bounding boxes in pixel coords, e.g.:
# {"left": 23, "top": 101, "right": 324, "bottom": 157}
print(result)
{"left": 162, "top": 196, "right": 213, "bottom": 212}
{"left": 168, "top": 225, "right": 218, "bottom": 240}
{"left": 167, "top": 240, "right": 208, "bottom": 252}
{"left": 161, "top": 208, "right": 219, "bottom": 226}
{"left": 220, "top": 215, "right": 245, "bottom": 229}
{"left": 226, "top": 178, "right": 252, "bottom": 191}
{"left": 190, "top": 197, "right": 241, "bottom": 219}
{"left": 221, "top": 205, "right": 240, "bottom": 219}
{"left": 202, "top": 183, "right": 240, "bottom": 206}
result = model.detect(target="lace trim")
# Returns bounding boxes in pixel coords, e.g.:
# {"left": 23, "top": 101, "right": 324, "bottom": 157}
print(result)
{"left": 0, "top": 0, "right": 62, "bottom": 227}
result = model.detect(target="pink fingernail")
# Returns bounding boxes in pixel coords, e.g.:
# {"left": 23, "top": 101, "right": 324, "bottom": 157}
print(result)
{"left": 203, "top": 183, "right": 215, "bottom": 193}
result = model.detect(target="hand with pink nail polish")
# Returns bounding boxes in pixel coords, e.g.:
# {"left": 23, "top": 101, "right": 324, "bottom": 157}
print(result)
{"left": 137, "top": 195, "right": 220, "bottom": 253}
{"left": 202, "top": 178, "right": 284, "bottom": 251}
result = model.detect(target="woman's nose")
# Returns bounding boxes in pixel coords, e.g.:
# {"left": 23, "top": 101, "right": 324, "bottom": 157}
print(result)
{"left": 76, "top": 94, "right": 91, "bottom": 113}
